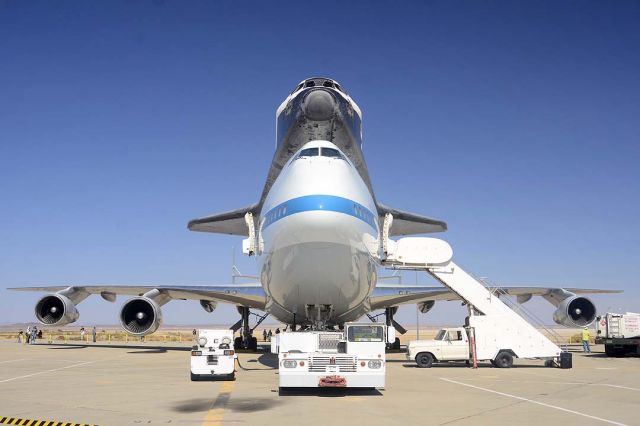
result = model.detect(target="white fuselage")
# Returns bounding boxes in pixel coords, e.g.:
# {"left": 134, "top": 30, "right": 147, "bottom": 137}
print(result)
{"left": 258, "top": 140, "right": 380, "bottom": 326}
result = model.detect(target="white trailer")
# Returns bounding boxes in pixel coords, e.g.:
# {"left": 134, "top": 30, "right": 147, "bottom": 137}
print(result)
{"left": 275, "top": 323, "right": 391, "bottom": 389}
{"left": 190, "top": 329, "right": 236, "bottom": 381}
{"left": 383, "top": 237, "right": 565, "bottom": 367}
{"left": 596, "top": 312, "right": 640, "bottom": 357}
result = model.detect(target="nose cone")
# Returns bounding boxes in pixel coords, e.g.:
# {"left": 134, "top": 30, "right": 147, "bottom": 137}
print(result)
{"left": 303, "top": 89, "right": 335, "bottom": 120}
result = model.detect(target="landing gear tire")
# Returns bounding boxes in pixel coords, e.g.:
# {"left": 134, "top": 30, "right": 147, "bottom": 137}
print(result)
{"left": 234, "top": 336, "right": 243, "bottom": 349}
{"left": 605, "top": 344, "right": 615, "bottom": 357}
{"left": 490, "top": 360, "right": 496, "bottom": 367}
{"left": 613, "top": 348, "right": 626, "bottom": 358}
{"left": 415, "top": 352, "right": 434, "bottom": 368}
{"left": 392, "top": 337, "right": 401, "bottom": 351}
{"left": 494, "top": 351, "right": 514, "bottom": 368}
{"left": 248, "top": 336, "right": 258, "bottom": 351}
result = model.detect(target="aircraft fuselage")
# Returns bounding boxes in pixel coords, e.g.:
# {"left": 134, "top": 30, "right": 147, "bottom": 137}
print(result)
{"left": 257, "top": 78, "right": 380, "bottom": 326}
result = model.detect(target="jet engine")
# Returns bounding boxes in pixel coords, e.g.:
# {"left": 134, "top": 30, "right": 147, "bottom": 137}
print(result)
{"left": 200, "top": 300, "right": 217, "bottom": 313}
{"left": 35, "top": 294, "right": 79, "bottom": 326}
{"left": 417, "top": 300, "right": 436, "bottom": 314}
{"left": 552, "top": 296, "right": 596, "bottom": 327}
{"left": 119, "top": 297, "right": 163, "bottom": 336}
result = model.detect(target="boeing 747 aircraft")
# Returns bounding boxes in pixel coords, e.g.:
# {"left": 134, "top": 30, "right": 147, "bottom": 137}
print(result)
{"left": 12, "top": 77, "right": 619, "bottom": 349}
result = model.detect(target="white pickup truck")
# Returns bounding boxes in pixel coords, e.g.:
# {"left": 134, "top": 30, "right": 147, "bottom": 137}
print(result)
{"left": 406, "top": 327, "right": 513, "bottom": 368}
{"left": 407, "top": 324, "right": 522, "bottom": 368}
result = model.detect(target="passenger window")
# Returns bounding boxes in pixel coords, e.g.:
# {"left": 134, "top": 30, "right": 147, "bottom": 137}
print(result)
{"left": 320, "top": 147, "right": 343, "bottom": 159}
{"left": 298, "top": 147, "right": 319, "bottom": 158}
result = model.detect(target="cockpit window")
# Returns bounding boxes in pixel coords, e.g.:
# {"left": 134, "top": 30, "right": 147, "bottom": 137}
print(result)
{"left": 321, "top": 147, "right": 343, "bottom": 159}
{"left": 298, "top": 147, "right": 319, "bottom": 157}
{"left": 304, "top": 80, "right": 316, "bottom": 88}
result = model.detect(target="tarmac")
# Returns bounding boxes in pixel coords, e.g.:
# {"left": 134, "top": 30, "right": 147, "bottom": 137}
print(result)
{"left": 0, "top": 340, "right": 638, "bottom": 426}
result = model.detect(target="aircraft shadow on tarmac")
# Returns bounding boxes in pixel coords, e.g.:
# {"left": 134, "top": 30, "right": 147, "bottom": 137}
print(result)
{"left": 42, "top": 343, "right": 190, "bottom": 351}
{"left": 172, "top": 397, "right": 284, "bottom": 413}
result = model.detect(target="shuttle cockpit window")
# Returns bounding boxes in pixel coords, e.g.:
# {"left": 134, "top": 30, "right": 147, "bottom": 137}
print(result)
{"left": 320, "top": 147, "right": 343, "bottom": 159}
{"left": 298, "top": 147, "right": 319, "bottom": 158}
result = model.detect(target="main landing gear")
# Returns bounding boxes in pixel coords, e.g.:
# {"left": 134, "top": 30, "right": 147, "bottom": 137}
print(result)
{"left": 231, "top": 306, "right": 267, "bottom": 351}
{"left": 367, "top": 307, "right": 403, "bottom": 350}
{"left": 385, "top": 307, "right": 402, "bottom": 350}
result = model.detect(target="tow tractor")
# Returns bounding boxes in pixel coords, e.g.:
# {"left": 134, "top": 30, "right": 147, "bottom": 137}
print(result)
{"left": 274, "top": 323, "right": 392, "bottom": 389}
{"left": 190, "top": 329, "right": 237, "bottom": 381}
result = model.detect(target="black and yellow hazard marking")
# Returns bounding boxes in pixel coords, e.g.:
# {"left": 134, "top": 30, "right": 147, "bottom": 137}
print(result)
{"left": 0, "top": 416, "right": 98, "bottom": 425}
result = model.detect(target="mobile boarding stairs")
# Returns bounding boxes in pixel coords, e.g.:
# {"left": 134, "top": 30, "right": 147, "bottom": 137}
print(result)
{"left": 380, "top": 234, "right": 563, "bottom": 362}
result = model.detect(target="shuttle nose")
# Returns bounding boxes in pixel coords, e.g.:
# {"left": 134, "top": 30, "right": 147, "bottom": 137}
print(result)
{"left": 303, "top": 89, "right": 335, "bottom": 120}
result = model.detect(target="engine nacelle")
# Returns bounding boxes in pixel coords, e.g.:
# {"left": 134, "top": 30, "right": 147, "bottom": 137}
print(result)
{"left": 119, "top": 297, "right": 162, "bottom": 336}
{"left": 417, "top": 300, "right": 436, "bottom": 314}
{"left": 35, "top": 294, "right": 79, "bottom": 326}
{"left": 200, "top": 300, "right": 217, "bottom": 313}
{"left": 552, "top": 296, "right": 596, "bottom": 327}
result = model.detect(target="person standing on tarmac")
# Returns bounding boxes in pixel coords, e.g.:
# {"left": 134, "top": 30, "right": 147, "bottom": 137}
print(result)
{"left": 92, "top": 326, "right": 97, "bottom": 343}
{"left": 582, "top": 327, "right": 592, "bottom": 353}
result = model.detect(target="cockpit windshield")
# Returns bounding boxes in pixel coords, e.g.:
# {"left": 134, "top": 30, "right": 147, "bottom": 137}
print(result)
{"left": 296, "top": 147, "right": 344, "bottom": 160}
{"left": 321, "top": 147, "right": 342, "bottom": 158}
{"left": 298, "top": 147, "right": 319, "bottom": 157}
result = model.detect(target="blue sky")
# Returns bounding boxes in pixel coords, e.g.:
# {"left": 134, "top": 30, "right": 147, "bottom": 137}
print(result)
{"left": 1, "top": 1, "right": 638, "bottom": 327}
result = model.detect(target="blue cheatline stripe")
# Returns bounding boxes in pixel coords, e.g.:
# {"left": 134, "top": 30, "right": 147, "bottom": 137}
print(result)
{"left": 262, "top": 195, "right": 379, "bottom": 231}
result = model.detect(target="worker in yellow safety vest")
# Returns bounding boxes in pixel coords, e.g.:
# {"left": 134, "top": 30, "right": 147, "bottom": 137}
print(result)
{"left": 582, "top": 327, "right": 591, "bottom": 353}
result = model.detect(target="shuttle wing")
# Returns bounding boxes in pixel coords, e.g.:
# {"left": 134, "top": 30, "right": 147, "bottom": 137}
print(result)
{"left": 370, "top": 284, "right": 621, "bottom": 311}
{"left": 10, "top": 284, "right": 267, "bottom": 310}
{"left": 376, "top": 203, "right": 447, "bottom": 236}
{"left": 187, "top": 203, "right": 258, "bottom": 236}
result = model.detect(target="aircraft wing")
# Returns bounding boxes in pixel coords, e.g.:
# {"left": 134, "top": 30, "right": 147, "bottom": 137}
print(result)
{"left": 376, "top": 203, "right": 447, "bottom": 236}
{"left": 9, "top": 284, "right": 267, "bottom": 310}
{"left": 187, "top": 203, "right": 258, "bottom": 236}
{"left": 369, "top": 284, "right": 621, "bottom": 311}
